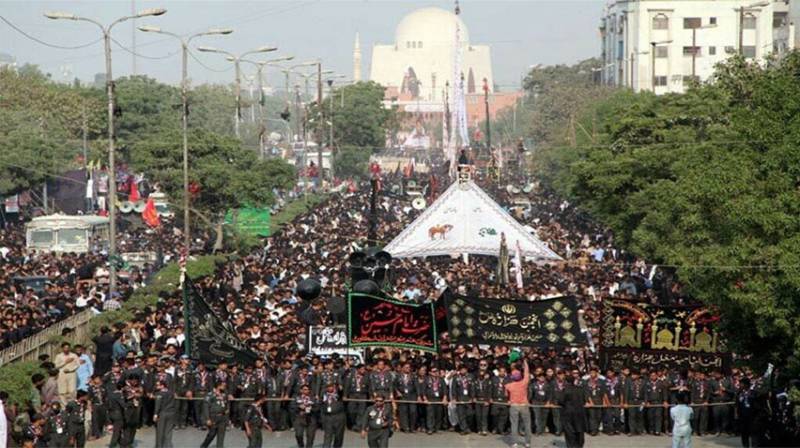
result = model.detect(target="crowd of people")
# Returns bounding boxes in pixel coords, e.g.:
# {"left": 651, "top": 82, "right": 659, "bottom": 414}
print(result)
{"left": 1, "top": 160, "right": 798, "bottom": 448}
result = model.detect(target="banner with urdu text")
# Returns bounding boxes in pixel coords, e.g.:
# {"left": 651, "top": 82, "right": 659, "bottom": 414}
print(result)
{"left": 443, "top": 291, "right": 584, "bottom": 347}
{"left": 348, "top": 292, "right": 438, "bottom": 353}
{"left": 184, "top": 276, "right": 259, "bottom": 366}
{"left": 599, "top": 300, "right": 730, "bottom": 372}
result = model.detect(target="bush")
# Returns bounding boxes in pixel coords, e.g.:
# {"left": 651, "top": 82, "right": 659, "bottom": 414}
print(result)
{"left": 0, "top": 361, "right": 42, "bottom": 407}
{"left": 88, "top": 254, "right": 223, "bottom": 335}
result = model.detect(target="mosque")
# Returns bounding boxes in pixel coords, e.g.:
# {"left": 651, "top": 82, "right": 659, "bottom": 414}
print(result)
{"left": 355, "top": 6, "right": 521, "bottom": 150}
{"left": 367, "top": 6, "right": 494, "bottom": 101}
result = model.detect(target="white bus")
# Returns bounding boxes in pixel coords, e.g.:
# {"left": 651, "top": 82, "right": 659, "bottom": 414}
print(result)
{"left": 25, "top": 214, "right": 109, "bottom": 254}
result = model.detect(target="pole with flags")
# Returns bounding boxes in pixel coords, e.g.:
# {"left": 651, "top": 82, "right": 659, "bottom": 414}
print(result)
{"left": 514, "top": 240, "right": 524, "bottom": 290}
{"left": 180, "top": 247, "right": 190, "bottom": 356}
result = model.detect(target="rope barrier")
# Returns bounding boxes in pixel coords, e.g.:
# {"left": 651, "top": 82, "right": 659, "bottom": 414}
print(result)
{"left": 172, "top": 395, "right": 735, "bottom": 409}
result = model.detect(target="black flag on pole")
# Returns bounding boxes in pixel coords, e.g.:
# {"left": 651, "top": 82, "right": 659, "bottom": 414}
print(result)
{"left": 183, "top": 276, "right": 259, "bottom": 366}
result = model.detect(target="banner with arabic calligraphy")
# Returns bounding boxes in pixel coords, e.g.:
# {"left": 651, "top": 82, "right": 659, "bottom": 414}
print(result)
{"left": 184, "top": 276, "right": 260, "bottom": 366}
{"left": 599, "top": 348, "right": 731, "bottom": 373}
{"left": 347, "top": 293, "right": 438, "bottom": 353}
{"left": 599, "top": 300, "right": 730, "bottom": 372}
{"left": 443, "top": 291, "right": 584, "bottom": 347}
{"left": 308, "top": 325, "right": 365, "bottom": 359}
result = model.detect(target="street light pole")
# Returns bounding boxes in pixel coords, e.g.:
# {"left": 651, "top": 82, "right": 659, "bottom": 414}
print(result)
{"left": 45, "top": 7, "right": 166, "bottom": 298}
{"left": 316, "top": 62, "right": 323, "bottom": 185}
{"left": 483, "top": 77, "right": 491, "bottom": 152}
{"left": 196, "top": 45, "right": 278, "bottom": 138}
{"left": 239, "top": 56, "right": 295, "bottom": 156}
{"left": 738, "top": 2, "right": 769, "bottom": 56}
{"left": 137, "top": 26, "right": 232, "bottom": 256}
{"left": 650, "top": 40, "right": 672, "bottom": 92}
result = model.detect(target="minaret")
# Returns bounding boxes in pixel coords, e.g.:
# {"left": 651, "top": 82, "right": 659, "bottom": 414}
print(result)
{"left": 353, "top": 32, "right": 362, "bottom": 82}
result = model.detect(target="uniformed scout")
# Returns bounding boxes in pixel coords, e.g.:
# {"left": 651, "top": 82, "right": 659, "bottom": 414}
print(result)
{"left": 200, "top": 380, "right": 229, "bottom": 448}
{"left": 173, "top": 355, "right": 194, "bottom": 429}
{"left": 491, "top": 365, "right": 511, "bottom": 435}
{"left": 603, "top": 368, "right": 624, "bottom": 435}
{"left": 624, "top": 370, "right": 646, "bottom": 435}
{"left": 290, "top": 384, "right": 319, "bottom": 448}
{"left": 450, "top": 364, "right": 474, "bottom": 435}
{"left": 237, "top": 365, "right": 260, "bottom": 429}
{"left": 360, "top": 395, "right": 393, "bottom": 448}
{"left": 192, "top": 362, "right": 212, "bottom": 428}
{"left": 550, "top": 370, "right": 568, "bottom": 436}
{"left": 22, "top": 413, "right": 46, "bottom": 448}
{"left": 154, "top": 378, "right": 176, "bottom": 448}
{"left": 46, "top": 402, "right": 70, "bottom": 448}
{"left": 423, "top": 366, "right": 447, "bottom": 434}
{"left": 120, "top": 374, "right": 143, "bottom": 448}
{"left": 244, "top": 394, "right": 271, "bottom": 448}
{"left": 645, "top": 370, "right": 667, "bottom": 435}
{"left": 66, "top": 390, "right": 89, "bottom": 448}
{"left": 106, "top": 379, "right": 126, "bottom": 448}
{"left": 263, "top": 366, "right": 283, "bottom": 430}
{"left": 393, "top": 363, "right": 419, "bottom": 433}
{"left": 474, "top": 364, "right": 493, "bottom": 436}
{"left": 583, "top": 366, "right": 606, "bottom": 436}
{"left": 530, "top": 370, "right": 553, "bottom": 435}
{"left": 690, "top": 370, "right": 711, "bottom": 435}
{"left": 320, "top": 382, "right": 347, "bottom": 448}
{"left": 87, "top": 374, "right": 107, "bottom": 440}
{"left": 343, "top": 364, "right": 369, "bottom": 430}
{"left": 368, "top": 359, "right": 393, "bottom": 400}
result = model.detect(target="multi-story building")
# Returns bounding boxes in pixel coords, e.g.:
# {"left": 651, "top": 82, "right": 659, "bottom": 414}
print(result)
{"left": 600, "top": 0, "right": 792, "bottom": 94}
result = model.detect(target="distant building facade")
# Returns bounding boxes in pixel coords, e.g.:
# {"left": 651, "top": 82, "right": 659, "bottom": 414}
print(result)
{"left": 369, "top": 6, "right": 493, "bottom": 101}
{"left": 600, "top": 0, "right": 793, "bottom": 94}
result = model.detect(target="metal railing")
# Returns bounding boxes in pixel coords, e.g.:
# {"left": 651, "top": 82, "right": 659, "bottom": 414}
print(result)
{"left": 0, "top": 309, "right": 94, "bottom": 367}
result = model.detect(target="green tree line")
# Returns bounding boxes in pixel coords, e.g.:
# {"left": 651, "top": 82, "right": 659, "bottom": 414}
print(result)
{"left": 525, "top": 54, "right": 800, "bottom": 373}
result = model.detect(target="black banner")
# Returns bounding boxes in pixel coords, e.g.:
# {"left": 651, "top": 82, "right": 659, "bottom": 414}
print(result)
{"left": 443, "top": 291, "right": 584, "bottom": 347}
{"left": 599, "top": 300, "right": 730, "bottom": 372}
{"left": 184, "top": 276, "right": 259, "bottom": 366}
{"left": 348, "top": 293, "right": 438, "bottom": 353}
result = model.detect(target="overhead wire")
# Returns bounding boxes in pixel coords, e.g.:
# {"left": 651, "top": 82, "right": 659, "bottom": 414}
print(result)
{"left": 111, "top": 37, "right": 179, "bottom": 60}
{"left": 1, "top": 15, "right": 102, "bottom": 50}
{"left": 187, "top": 50, "right": 234, "bottom": 73}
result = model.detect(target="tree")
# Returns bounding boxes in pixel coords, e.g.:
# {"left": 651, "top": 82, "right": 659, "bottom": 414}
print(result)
{"left": 129, "top": 128, "right": 295, "bottom": 247}
{"left": 333, "top": 147, "right": 371, "bottom": 180}
{"left": 532, "top": 53, "right": 800, "bottom": 373}
{"left": 311, "top": 81, "right": 391, "bottom": 150}
{"left": 492, "top": 58, "right": 615, "bottom": 148}
{"left": 0, "top": 66, "right": 103, "bottom": 196}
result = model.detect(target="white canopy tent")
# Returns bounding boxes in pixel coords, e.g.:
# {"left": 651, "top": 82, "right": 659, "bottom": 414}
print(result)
{"left": 384, "top": 176, "right": 562, "bottom": 263}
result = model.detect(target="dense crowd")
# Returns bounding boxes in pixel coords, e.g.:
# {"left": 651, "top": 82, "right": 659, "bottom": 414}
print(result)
{"left": 3, "top": 162, "right": 798, "bottom": 448}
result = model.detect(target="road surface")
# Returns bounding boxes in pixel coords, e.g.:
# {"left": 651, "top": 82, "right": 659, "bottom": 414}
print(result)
{"left": 86, "top": 426, "right": 741, "bottom": 447}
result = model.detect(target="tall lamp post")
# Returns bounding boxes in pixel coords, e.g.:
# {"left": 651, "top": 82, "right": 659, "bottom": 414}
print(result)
{"left": 738, "top": 2, "right": 769, "bottom": 56}
{"left": 45, "top": 7, "right": 167, "bottom": 298}
{"left": 628, "top": 49, "right": 649, "bottom": 90}
{"left": 650, "top": 39, "right": 673, "bottom": 92}
{"left": 482, "top": 77, "right": 491, "bottom": 153}
{"left": 196, "top": 45, "right": 278, "bottom": 138}
{"left": 690, "top": 24, "right": 717, "bottom": 79}
{"left": 238, "top": 56, "right": 294, "bottom": 155}
{"left": 137, "top": 25, "right": 232, "bottom": 258}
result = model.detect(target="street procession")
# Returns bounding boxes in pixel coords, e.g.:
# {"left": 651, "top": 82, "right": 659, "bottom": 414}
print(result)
{"left": 1, "top": 1, "right": 800, "bottom": 448}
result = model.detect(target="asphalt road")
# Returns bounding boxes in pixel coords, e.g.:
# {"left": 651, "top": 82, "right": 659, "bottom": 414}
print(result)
{"left": 87, "top": 426, "right": 742, "bottom": 448}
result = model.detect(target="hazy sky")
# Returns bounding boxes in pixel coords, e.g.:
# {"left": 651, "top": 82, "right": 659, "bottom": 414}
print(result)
{"left": 2, "top": 0, "right": 604, "bottom": 90}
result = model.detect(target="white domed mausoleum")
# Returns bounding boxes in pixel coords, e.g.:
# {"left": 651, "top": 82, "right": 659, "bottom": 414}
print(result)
{"left": 369, "top": 6, "right": 494, "bottom": 102}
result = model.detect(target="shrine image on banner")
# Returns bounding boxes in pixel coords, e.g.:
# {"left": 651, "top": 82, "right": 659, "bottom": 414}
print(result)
{"left": 184, "top": 276, "right": 259, "bottom": 366}
{"left": 443, "top": 290, "right": 584, "bottom": 347}
{"left": 348, "top": 292, "right": 438, "bottom": 353}
{"left": 599, "top": 300, "right": 731, "bottom": 372}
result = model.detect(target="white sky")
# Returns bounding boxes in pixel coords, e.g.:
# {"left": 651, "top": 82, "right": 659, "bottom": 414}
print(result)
{"left": 1, "top": 0, "right": 604, "bottom": 90}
